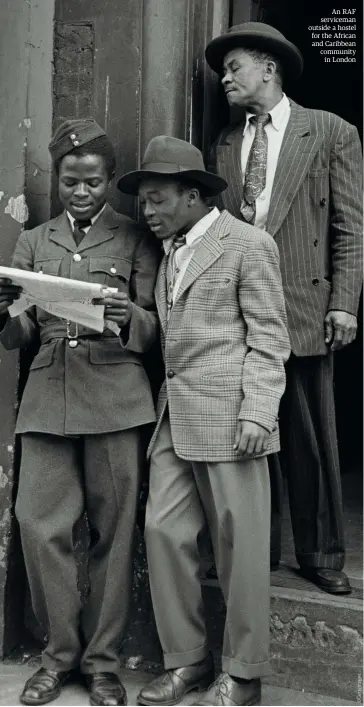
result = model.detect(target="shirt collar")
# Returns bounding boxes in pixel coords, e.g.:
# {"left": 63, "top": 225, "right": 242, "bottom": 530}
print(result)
{"left": 245, "top": 93, "right": 290, "bottom": 133}
{"left": 67, "top": 202, "right": 107, "bottom": 230}
{"left": 163, "top": 207, "right": 220, "bottom": 255}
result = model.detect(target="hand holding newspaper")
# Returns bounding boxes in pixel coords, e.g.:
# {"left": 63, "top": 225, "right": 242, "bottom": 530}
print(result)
{"left": 0, "top": 266, "right": 121, "bottom": 335}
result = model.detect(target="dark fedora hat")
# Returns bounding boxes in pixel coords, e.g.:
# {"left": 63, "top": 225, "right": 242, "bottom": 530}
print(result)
{"left": 205, "top": 22, "right": 303, "bottom": 81}
{"left": 117, "top": 136, "right": 227, "bottom": 196}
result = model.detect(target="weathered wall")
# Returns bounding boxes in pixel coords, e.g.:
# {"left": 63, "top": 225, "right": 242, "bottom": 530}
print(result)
{"left": 0, "top": 0, "right": 55, "bottom": 656}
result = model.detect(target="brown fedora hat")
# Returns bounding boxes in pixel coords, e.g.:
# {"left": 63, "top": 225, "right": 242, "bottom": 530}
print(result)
{"left": 117, "top": 136, "right": 227, "bottom": 196}
{"left": 205, "top": 22, "right": 303, "bottom": 81}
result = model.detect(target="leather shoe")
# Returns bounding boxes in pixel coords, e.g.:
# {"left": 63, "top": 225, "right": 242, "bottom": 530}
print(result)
{"left": 85, "top": 673, "right": 127, "bottom": 706}
{"left": 299, "top": 567, "right": 352, "bottom": 595}
{"left": 137, "top": 654, "right": 214, "bottom": 705}
{"left": 193, "top": 673, "right": 261, "bottom": 706}
{"left": 20, "top": 667, "right": 72, "bottom": 705}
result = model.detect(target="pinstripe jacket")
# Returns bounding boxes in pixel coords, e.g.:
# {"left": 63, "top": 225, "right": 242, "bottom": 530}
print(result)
{"left": 149, "top": 210, "right": 291, "bottom": 461}
{"left": 210, "top": 101, "right": 363, "bottom": 356}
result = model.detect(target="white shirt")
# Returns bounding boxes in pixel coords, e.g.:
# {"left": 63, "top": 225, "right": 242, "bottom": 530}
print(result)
{"left": 163, "top": 207, "right": 220, "bottom": 303}
{"left": 241, "top": 93, "right": 291, "bottom": 229}
{"left": 67, "top": 203, "right": 107, "bottom": 234}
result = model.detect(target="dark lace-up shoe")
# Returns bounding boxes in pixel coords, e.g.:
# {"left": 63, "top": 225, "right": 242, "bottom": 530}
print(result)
{"left": 137, "top": 654, "right": 214, "bottom": 705}
{"left": 20, "top": 667, "right": 72, "bottom": 705}
{"left": 194, "top": 672, "right": 261, "bottom": 706}
{"left": 85, "top": 673, "right": 127, "bottom": 706}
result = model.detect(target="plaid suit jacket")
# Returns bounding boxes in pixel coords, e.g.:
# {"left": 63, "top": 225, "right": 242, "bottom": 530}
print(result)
{"left": 149, "top": 210, "right": 291, "bottom": 461}
{"left": 210, "top": 101, "right": 363, "bottom": 356}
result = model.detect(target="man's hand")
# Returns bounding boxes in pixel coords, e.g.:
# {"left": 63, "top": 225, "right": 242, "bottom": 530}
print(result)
{"left": 234, "top": 420, "right": 270, "bottom": 457}
{"left": 94, "top": 291, "right": 132, "bottom": 328}
{"left": 324, "top": 310, "right": 357, "bottom": 351}
{"left": 0, "top": 278, "right": 22, "bottom": 317}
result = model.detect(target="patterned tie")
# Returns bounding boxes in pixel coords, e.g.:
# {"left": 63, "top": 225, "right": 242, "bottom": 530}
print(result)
{"left": 166, "top": 233, "right": 187, "bottom": 319}
{"left": 240, "top": 114, "right": 270, "bottom": 224}
{"left": 73, "top": 219, "right": 92, "bottom": 247}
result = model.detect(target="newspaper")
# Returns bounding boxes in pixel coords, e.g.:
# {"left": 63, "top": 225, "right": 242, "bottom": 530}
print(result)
{"left": 0, "top": 266, "right": 120, "bottom": 335}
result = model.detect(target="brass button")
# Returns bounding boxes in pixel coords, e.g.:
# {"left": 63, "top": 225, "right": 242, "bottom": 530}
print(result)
{"left": 70, "top": 133, "right": 76, "bottom": 139}
{"left": 74, "top": 140, "right": 80, "bottom": 146}
{"left": 167, "top": 370, "right": 175, "bottom": 378}
{"left": 110, "top": 266, "right": 117, "bottom": 274}
{"left": 68, "top": 339, "right": 78, "bottom": 348}
{"left": 73, "top": 253, "right": 82, "bottom": 262}
{"left": 312, "top": 277, "right": 319, "bottom": 286}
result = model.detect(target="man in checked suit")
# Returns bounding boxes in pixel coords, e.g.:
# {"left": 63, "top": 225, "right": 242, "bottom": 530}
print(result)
{"left": 118, "top": 136, "right": 290, "bottom": 706}
{"left": 205, "top": 22, "right": 363, "bottom": 595}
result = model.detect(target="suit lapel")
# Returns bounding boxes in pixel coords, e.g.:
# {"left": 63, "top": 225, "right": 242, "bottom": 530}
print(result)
{"left": 155, "top": 257, "right": 168, "bottom": 333}
{"left": 216, "top": 122, "right": 245, "bottom": 218}
{"left": 266, "top": 101, "right": 324, "bottom": 236}
{"left": 174, "top": 211, "right": 230, "bottom": 303}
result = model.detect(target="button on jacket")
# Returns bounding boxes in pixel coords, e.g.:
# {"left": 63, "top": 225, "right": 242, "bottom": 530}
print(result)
{"left": 0, "top": 204, "right": 160, "bottom": 435}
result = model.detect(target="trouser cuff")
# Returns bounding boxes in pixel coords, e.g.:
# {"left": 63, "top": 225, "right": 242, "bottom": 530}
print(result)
{"left": 222, "top": 656, "right": 271, "bottom": 680}
{"left": 164, "top": 642, "right": 209, "bottom": 670}
{"left": 297, "top": 551, "right": 345, "bottom": 570}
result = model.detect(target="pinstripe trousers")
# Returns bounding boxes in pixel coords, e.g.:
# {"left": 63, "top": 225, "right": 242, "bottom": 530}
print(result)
{"left": 269, "top": 353, "right": 345, "bottom": 570}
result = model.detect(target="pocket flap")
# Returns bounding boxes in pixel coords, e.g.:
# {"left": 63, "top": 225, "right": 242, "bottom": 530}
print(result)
{"left": 34, "top": 258, "right": 62, "bottom": 276}
{"left": 89, "top": 256, "right": 132, "bottom": 281}
{"left": 30, "top": 341, "right": 57, "bottom": 370}
{"left": 89, "top": 339, "right": 141, "bottom": 365}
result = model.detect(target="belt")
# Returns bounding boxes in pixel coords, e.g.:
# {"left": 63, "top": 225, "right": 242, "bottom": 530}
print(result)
{"left": 40, "top": 321, "right": 114, "bottom": 345}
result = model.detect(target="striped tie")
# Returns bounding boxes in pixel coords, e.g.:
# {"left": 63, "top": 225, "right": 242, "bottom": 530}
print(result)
{"left": 240, "top": 114, "right": 270, "bottom": 224}
{"left": 166, "top": 234, "right": 187, "bottom": 318}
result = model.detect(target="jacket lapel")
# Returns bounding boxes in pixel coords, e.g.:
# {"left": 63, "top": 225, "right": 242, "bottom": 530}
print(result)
{"left": 155, "top": 257, "right": 168, "bottom": 333}
{"left": 48, "top": 203, "right": 117, "bottom": 253}
{"left": 76, "top": 203, "right": 117, "bottom": 252}
{"left": 216, "top": 123, "right": 245, "bottom": 218}
{"left": 48, "top": 211, "right": 76, "bottom": 252}
{"left": 174, "top": 210, "right": 230, "bottom": 303}
{"left": 266, "top": 101, "right": 324, "bottom": 236}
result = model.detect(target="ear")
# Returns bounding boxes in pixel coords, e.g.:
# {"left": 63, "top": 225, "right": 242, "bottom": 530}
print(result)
{"left": 187, "top": 187, "right": 200, "bottom": 205}
{"left": 263, "top": 59, "right": 277, "bottom": 82}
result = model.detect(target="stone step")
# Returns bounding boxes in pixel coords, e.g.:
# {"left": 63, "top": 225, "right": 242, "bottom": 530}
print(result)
{"left": 200, "top": 565, "right": 363, "bottom": 704}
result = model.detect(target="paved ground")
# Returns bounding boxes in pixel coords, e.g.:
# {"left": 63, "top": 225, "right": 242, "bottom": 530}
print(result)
{"left": 0, "top": 660, "right": 356, "bottom": 706}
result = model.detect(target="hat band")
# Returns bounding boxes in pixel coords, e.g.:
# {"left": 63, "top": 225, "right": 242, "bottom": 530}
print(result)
{"left": 141, "top": 161, "right": 204, "bottom": 174}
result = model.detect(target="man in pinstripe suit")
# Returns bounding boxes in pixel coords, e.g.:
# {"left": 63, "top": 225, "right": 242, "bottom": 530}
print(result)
{"left": 205, "top": 22, "right": 363, "bottom": 595}
{"left": 118, "top": 136, "right": 291, "bottom": 706}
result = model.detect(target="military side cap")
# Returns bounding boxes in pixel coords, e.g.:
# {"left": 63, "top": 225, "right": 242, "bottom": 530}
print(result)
{"left": 48, "top": 118, "right": 107, "bottom": 162}
{"left": 118, "top": 135, "right": 227, "bottom": 196}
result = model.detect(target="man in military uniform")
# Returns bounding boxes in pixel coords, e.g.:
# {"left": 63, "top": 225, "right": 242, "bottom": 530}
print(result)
{"left": 0, "top": 118, "right": 159, "bottom": 706}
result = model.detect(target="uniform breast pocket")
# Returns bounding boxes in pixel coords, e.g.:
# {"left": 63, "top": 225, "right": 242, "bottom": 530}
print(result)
{"left": 88, "top": 256, "right": 132, "bottom": 290}
{"left": 34, "top": 258, "right": 62, "bottom": 276}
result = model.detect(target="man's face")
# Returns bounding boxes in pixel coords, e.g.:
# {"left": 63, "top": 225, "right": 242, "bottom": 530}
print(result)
{"left": 221, "top": 48, "right": 266, "bottom": 107}
{"left": 58, "top": 154, "right": 110, "bottom": 220}
{"left": 138, "top": 179, "right": 190, "bottom": 240}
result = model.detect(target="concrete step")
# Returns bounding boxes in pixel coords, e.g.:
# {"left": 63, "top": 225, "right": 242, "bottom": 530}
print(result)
{"left": 199, "top": 565, "right": 363, "bottom": 704}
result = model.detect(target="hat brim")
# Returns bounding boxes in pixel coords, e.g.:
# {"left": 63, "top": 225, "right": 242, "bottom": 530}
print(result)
{"left": 205, "top": 30, "right": 303, "bottom": 81}
{"left": 117, "top": 165, "right": 227, "bottom": 196}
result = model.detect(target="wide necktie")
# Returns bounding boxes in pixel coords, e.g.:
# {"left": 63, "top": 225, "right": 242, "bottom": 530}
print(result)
{"left": 240, "top": 114, "right": 270, "bottom": 224}
{"left": 73, "top": 219, "right": 92, "bottom": 247}
{"left": 166, "top": 233, "right": 187, "bottom": 319}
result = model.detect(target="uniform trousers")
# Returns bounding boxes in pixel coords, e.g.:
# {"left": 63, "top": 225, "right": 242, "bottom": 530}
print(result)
{"left": 15, "top": 429, "right": 144, "bottom": 674}
{"left": 145, "top": 416, "right": 271, "bottom": 680}
{"left": 269, "top": 353, "right": 345, "bottom": 569}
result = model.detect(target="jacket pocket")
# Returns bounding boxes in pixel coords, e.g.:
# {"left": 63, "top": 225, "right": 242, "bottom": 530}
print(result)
{"left": 89, "top": 256, "right": 132, "bottom": 287}
{"left": 30, "top": 341, "right": 57, "bottom": 370}
{"left": 89, "top": 339, "right": 142, "bottom": 365}
{"left": 34, "top": 258, "right": 62, "bottom": 276}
